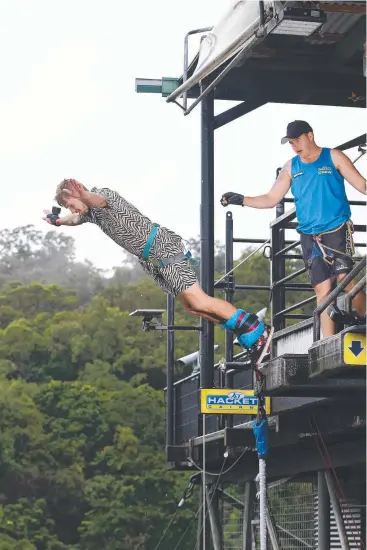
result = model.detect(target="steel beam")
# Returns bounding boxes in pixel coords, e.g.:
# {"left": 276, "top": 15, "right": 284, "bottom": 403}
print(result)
{"left": 318, "top": 471, "right": 330, "bottom": 550}
{"left": 225, "top": 211, "right": 234, "bottom": 429}
{"left": 166, "top": 294, "right": 175, "bottom": 447}
{"left": 214, "top": 99, "right": 266, "bottom": 130}
{"left": 324, "top": 470, "right": 350, "bottom": 550}
{"left": 199, "top": 90, "right": 215, "bottom": 388}
{"left": 206, "top": 486, "right": 222, "bottom": 550}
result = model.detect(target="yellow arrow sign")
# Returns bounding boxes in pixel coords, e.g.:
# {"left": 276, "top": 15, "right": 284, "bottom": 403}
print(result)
{"left": 343, "top": 333, "right": 366, "bottom": 366}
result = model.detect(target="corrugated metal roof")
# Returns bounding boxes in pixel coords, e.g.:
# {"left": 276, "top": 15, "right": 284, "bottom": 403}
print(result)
{"left": 321, "top": 11, "right": 363, "bottom": 34}
{"left": 319, "top": 1, "right": 365, "bottom": 6}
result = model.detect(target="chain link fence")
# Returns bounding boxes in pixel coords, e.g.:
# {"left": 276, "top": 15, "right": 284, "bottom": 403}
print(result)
{"left": 217, "top": 474, "right": 365, "bottom": 549}
{"left": 255, "top": 480, "right": 316, "bottom": 548}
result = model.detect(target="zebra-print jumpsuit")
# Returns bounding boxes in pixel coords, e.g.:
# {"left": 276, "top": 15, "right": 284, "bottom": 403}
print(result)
{"left": 79, "top": 187, "right": 198, "bottom": 296}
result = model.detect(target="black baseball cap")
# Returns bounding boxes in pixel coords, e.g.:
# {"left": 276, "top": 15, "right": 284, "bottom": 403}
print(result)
{"left": 281, "top": 120, "right": 313, "bottom": 144}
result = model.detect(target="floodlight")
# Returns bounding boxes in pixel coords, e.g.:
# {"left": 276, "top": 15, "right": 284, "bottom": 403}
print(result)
{"left": 271, "top": 7, "right": 326, "bottom": 37}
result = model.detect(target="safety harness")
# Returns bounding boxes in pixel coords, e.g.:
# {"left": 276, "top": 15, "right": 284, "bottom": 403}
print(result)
{"left": 142, "top": 223, "right": 193, "bottom": 268}
{"left": 312, "top": 220, "right": 355, "bottom": 266}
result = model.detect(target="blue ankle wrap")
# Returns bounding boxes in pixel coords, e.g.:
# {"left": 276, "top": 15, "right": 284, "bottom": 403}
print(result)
{"left": 237, "top": 321, "right": 265, "bottom": 348}
{"left": 222, "top": 309, "right": 265, "bottom": 348}
{"left": 221, "top": 310, "right": 245, "bottom": 330}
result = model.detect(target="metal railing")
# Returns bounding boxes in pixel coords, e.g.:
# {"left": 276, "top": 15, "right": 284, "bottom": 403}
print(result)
{"left": 313, "top": 256, "right": 366, "bottom": 342}
{"left": 166, "top": 136, "right": 367, "bottom": 449}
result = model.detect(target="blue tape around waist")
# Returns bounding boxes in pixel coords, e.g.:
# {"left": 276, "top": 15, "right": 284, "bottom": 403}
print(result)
{"left": 142, "top": 223, "right": 192, "bottom": 268}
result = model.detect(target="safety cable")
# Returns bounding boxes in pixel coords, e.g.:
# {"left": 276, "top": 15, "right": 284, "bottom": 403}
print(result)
{"left": 215, "top": 239, "right": 271, "bottom": 286}
{"left": 153, "top": 475, "right": 199, "bottom": 550}
{"left": 188, "top": 449, "right": 247, "bottom": 477}
{"left": 153, "top": 509, "right": 180, "bottom": 550}
{"left": 310, "top": 417, "right": 364, "bottom": 549}
{"left": 171, "top": 455, "right": 229, "bottom": 550}
{"left": 194, "top": 453, "right": 229, "bottom": 550}
{"left": 172, "top": 503, "right": 202, "bottom": 550}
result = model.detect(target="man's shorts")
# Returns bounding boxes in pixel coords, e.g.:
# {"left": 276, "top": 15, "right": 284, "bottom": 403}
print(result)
{"left": 300, "top": 223, "right": 354, "bottom": 287}
{"left": 139, "top": 227, "right": 198, "bottom": 297}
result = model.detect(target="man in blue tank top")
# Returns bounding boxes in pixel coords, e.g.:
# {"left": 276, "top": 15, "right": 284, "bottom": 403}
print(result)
{"left": 221, "top": 120, "right": 366, "bottom": 338}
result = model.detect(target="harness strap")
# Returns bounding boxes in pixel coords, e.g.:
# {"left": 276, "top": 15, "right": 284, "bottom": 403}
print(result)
{"left": 142, "top": 223, "right": 160, "bottom": 261}
{"left": 142, "top": 224, "right": 193, "bottom": 268}
{"left": 157, "top": 251, "right": 192, "bottom": 268}
{"left": 313, "top": 220, "right": 355, "bottom": 265}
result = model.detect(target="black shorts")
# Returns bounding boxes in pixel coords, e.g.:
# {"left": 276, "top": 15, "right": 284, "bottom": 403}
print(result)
{"left": 300, "top": 223, "right": 354, "bottom": 287}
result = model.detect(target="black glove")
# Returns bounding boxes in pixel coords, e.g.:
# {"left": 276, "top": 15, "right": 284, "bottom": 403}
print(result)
{"left": 220, "top": 192, "right": 244, "bottom": 207}
{"left": 46, "top": 207, "right": 61, "bottom": 226}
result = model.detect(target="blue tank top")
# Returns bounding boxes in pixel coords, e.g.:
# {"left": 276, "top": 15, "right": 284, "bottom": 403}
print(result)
{"left": 291, "top": 147, "right": 351, "bottom": 235}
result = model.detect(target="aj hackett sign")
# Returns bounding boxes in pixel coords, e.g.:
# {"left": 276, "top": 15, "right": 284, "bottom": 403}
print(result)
{"left": 200, "top": 389, "right": 271, "bottom": 415}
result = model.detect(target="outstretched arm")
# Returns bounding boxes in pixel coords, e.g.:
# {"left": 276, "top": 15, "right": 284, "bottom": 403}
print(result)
{"left": 331, "top": 149, "right": 366, "bottom": 195}
{"left": 221, "top": 160, "right": 292, "bottom": 209}
{"left": 243, "top": 160, "right": 292, "bottom": 208}
{"left": 42, "top": 210, "right": 87, "bottom": 226}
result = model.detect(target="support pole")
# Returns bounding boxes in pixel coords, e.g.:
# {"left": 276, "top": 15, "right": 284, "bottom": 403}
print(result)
{"left": 199, "top": 89, "right": 215, "bottom": 389}
{"left": 318, "top": 471, "right": 330, "bottom": 550}
{"left": 206, "top": 486, "right": 222, "bottom": 550}
{"left": 166, "top": 294, "right": 175, "bottom": 448}
{"left": 266, "top": 513, "right": 280, "bottom": 550}
{"left": 197, "top": 485, "right": 204, "bottom": 550}
{"left": 324, "top": 471, "right": 350, "bottom": 550}
{"left": 225, "top": 211, "right": 234, "bottom": 429}
{"left": 243, "top": 482, "right": 256, "bottom": 549}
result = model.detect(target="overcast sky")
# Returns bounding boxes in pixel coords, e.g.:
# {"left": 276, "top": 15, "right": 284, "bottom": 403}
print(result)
{"left": 1, "top": 0, "right": 366, "bottom": 273}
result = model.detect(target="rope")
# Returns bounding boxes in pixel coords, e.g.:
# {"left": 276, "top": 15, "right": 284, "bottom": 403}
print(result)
{"left": 310, "top": 418, "right": 364, "bottom": 549}
{"left": 173, "top": 503, "right": 202, "bottom": 550}
{"left": 153, "top": 509, "right": 180, "bottom": 550}
{"left": 188, "top": 449, "right": 247, "bottom": 476}
{"left": 153, "top": 475, "right": 198, "bottom": 550}
{"left": 258, "top": 458, "right": 267, "bottom": 549}
{"left": 215, "top": 239, "right": 271, "bottom": 286}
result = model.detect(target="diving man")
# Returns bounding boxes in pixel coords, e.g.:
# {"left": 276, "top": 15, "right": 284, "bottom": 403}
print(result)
{"left": 43, "top": 178, "right": 272, "bottom": 357}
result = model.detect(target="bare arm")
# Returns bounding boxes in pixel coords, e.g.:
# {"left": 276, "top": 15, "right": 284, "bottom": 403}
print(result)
{"left": 57, "top": 213, "right": 87, "bottom": 226}
{"left": 243, "top": 160, "right": 292, "bottom": 208}
{"left": 42, "top": 210, "right": 87, "bottom": 226}
{"left": 79, "top": 191, "right": 108, "bottom": 208}
{"left": 331, "top": 149, "right": 366, "bottom": 195}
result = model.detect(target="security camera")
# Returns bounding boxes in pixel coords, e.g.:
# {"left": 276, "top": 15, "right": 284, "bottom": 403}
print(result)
{"left": 177, "top": 345, "right": 219, "bottom": 367}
